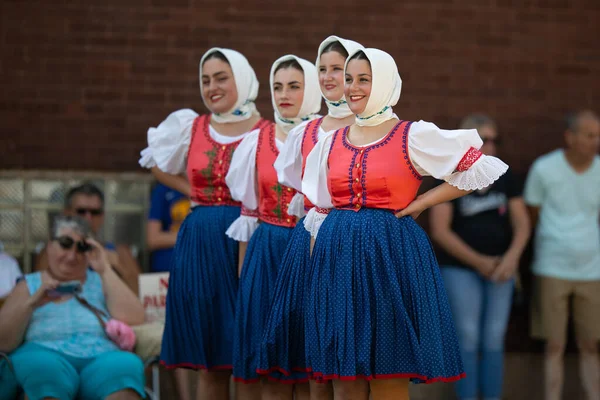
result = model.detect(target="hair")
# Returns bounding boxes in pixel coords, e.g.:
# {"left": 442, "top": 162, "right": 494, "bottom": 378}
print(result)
{"left": 321, "top": 41, "right": 349, "bottom": 58}
{"left": 64, "top": 182, "right": 104, "bottom": 209}
{"left": 459, "top": 114, "right": 497, "bottom": 131}
{"left": 566, "top": 109, "right": 599, "bottom": 133}
{"left": 347, "top": 50, "right": 370, "bottom": 64}
{"left": 202, "top": 50, "right": 229, "bottom": 66}
{"left": 274, "top": 59, "right": 303, "bottom": 74}
{"left": 51, "top": 215, "right": 92, "bottom": 239}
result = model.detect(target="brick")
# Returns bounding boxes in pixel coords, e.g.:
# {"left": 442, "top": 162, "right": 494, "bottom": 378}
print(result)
{"left": 150, "top": 0, "right": 190, "bottom": 7}
{"left": 556, "top": 64, "right": 592, "bottom": 75}
{"left": 149, "top": 21, "right": 191, "bottom": 36}
{"left": 83, "top": 88, "right": 125, "bottom": 103}
{"left": 1, "top": 0, "right": 599, "bottom": 176}
{"left": 67, "top": 21, "right": 111, "bottom": 34}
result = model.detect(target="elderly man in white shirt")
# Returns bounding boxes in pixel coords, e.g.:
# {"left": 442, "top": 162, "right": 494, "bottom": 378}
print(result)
{"left": 0, "top": 243, "right": 22, "bottom": 400}
{"left": 0, "top": 244, "right": 22, "bottom": 301}
{"left": 525, "top": 110, "right": 600, "bottom": 400}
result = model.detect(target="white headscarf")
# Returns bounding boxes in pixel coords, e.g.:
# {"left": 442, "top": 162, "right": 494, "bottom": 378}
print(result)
{"left": 345, "top": 48, "right": 402, "bottom": 127}
{"left": 199, "top": 48, "right": 260, "bottom": 124}
{"left": 270, "top": 55, "right": 321, "bottom": 133}
{"left": 316, "top": 36, "right": 364, "bottom": 119}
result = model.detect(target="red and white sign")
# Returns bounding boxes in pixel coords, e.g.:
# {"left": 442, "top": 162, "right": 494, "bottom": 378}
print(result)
{"left": 138, "top": 272, "right": 169, "bottom": 323}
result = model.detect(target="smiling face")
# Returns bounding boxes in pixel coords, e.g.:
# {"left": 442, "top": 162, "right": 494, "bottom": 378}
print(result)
{"left": 201, "top": 57, "right": 238, "bottom": 114}
{"left": 319, "top": 50, "right": 347, "bottom": 102}
{"left": 344, "top": 58, "right": 372, "bottom": 115}
{"left": 273, "top": 66, "right": 305, "bottom": 119}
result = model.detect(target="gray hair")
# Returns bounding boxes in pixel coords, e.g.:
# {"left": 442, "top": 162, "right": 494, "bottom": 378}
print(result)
{"left": 566, "top": 110, "right": 599, "bottom": 133}
{"left": 51, "top": 215, "right": 92, "bottom": 239}
{"left": 64, "top": 182, "right": 104, "bottom": 209}
{"left": 459, "top": 114, "right": 497, "bottom": 131}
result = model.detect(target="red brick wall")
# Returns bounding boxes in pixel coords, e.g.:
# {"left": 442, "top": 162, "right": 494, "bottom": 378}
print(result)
{"left": 1, "top": 0, "right": 599, "bottom": 172}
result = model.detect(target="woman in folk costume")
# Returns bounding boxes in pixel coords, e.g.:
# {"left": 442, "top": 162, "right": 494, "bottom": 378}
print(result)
{"left": 139, "top": 48, "right": 269, "bottom": 400}
{"left": 301, "top": 48, "right": 509, "bottom": 400}
{"left": 256, "top": 36, "right": 363, "bottom": 400}
{"left": 225, "top": 55, "right": 321, "bottom": 400}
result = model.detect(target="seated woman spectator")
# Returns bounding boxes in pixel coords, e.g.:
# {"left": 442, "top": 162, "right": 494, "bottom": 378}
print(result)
{"left": 430, "top": 114, "right": 530, "bottom": 400}
{"left": 35, "top": 183, "right": 141, "bottom": 295}
{"left": 0, "top": 216, "right": 146, "bottom": 400}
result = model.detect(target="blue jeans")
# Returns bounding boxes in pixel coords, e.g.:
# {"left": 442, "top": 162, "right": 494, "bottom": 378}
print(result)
{"left": 441, "top": 266, "right": 514, "bottom": 400}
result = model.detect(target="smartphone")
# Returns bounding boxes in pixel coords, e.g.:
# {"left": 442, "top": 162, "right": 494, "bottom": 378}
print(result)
{"left": 49, "top": 281, "right": 82, "bottom": 296}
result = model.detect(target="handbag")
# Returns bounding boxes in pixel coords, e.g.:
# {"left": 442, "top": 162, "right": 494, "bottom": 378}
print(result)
{"left": 75, "top": 295, "right": 136, "bottom": 352}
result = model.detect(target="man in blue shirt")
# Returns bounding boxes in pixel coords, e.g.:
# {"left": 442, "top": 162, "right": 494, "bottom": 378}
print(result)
{"left": 146, "top": 183, "right": 190, "bottom": 273}
{"left": 145, "top": 182, "right": 192, "bottom": 400}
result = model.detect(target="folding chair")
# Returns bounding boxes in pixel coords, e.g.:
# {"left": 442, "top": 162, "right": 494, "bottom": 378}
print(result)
{"left": 144, "top": 355, "right": 161, "bottom": 400}
{"left": 0, "top": 352, "right": 22, "bottom": 400}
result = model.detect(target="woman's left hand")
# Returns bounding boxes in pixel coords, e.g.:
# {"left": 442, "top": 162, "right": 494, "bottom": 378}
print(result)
{"left": 395, "top": 195, "right": 429, "bottom": 220}
{"left": 85, "top": 238, "right": 111, "bottom": 275}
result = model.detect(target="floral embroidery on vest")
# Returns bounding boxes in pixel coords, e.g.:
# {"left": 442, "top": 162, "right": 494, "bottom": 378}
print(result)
{"left": 187, "top": 115, "right": 267, "bottom": 206}
{"left": 200, "top": 146, "right": 217, "bottom": 202}
{"left": 271, "top": 182, "right": 284, "bottom": 220}
{"left": 256, "top": 123, "right": 296, "bottom": 227}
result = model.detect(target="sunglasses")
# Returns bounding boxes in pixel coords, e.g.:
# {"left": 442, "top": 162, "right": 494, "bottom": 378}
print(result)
{"left": 55, "top": 236, "right": 92, "bottom": 253}
{"left": 75, "top": 208, "right": 104, "bottom": 217}
{"left": 482, "top": 137, "right": 501, "bottom": 145}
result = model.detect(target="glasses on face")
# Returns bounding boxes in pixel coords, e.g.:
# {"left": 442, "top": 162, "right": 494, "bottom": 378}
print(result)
{"left": 54, "top": 236, "right": 92, "bottom": 253}
{"left": 75, "top": 208, "right": 103, "bottom": 217}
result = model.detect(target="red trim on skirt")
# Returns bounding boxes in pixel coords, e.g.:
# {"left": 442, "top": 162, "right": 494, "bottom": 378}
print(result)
{"left": 309, "top": 369, "right": 466, "bottom": 383}
{"left": 232, "top": 376, "right": 261, "bottom": 384}
{"left": 255, "top": 366, "right": 311, "bottom": 384}
{"left": 160, "top": 360, "right": 233, "bottom": 371}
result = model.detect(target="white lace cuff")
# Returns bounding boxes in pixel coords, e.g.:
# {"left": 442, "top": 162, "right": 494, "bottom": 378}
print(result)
{"left": 287, "top": 193, "right": 306, "bottom": 219}
{"left": 445, "top": 155, "right": 508, "bottom": 191}
{"left": 303, "top": 207, "right": 330, "bottom": 239}
{"left": 226, "top": 215, "right": 259, "bottom": 242}
{"left": 138, "top": 147, "right": 156, "bottom": 169}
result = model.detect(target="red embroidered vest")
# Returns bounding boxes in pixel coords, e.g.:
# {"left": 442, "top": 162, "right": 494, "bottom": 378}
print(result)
{"left": 327, "top": 120, "right": 423, "bottom": 212}
{"left": 187, "top": 115, "right": 268, "bottom": 206}
{"left": 256, "top": 122, "right": 297, "bottom": 228}
{"left": 300, "top": 117, "right": 325, "bottom": 211}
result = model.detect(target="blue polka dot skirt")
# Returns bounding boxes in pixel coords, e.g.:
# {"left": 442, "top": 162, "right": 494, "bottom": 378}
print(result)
{"left": 305, "top": 208, "right": 466, "bottom": 383}
{"left": 160, "top": 205, "right": 240, "bottom": 371}
{"left": 257, "top": 218, "right": 311, "bottom": 384}
{"left": 233, "top": 222, "right": 294, "bottom": 383}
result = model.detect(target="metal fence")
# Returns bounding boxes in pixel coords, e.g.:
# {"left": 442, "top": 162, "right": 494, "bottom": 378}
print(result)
{"left": 0, "top": 170, "right": 154, "bottom": 273}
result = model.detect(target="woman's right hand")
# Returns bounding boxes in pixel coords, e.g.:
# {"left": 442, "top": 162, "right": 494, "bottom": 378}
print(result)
{"left": 85, "top": 238, "right": 112, "bottom": 276}
{"left": 395, "top": 195, "right": 430, "bottom": 220}
{"left": 473, "top": 255, "right": 500, "bottom": 279}
{"left": 27, "top": 272, "right": 60, "bottom": 308}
